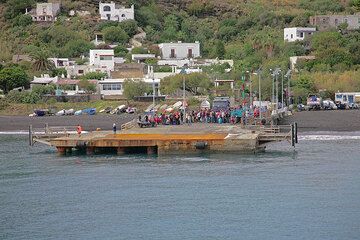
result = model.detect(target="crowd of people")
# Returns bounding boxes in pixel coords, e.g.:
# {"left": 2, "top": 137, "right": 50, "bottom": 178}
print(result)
{"left": 137, "top": 106, "right": 266, "bottom": 127}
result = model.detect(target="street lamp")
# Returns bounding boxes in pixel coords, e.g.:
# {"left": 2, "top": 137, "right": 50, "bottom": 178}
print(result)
{"left": 253, "top": 69, "right": 262, "bottom": 119}
{"left": 284, "top": 70, "right": 292, "bottom": 106}
{"left": 180, "top": 67, "right": 187, "bottom": 123}
{"left": 151, "top": 66, "right": 155, "bottom": 112}
{"left": 246, "top": 70, "right": 251, "bottom": 107}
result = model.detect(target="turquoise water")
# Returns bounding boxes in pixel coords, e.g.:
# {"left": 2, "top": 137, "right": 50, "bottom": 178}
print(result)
{"left": 1, "top": 135, "right": 360, "bottom": 240}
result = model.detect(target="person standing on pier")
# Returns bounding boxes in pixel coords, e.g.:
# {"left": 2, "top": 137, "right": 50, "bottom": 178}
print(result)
{"left": 77, "top": 125, "right": 82, "bottom": 137}
{"left": 113, "top": 123, "right": 117, "bottom": 134}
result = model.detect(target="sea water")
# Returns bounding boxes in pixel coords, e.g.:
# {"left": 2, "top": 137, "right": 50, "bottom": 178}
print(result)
{"left": 1, "top": 134, "right": 359, "bottom": 240}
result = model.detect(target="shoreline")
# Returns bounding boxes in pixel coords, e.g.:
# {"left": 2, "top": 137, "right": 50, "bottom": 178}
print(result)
{"left": 1, "top": 109, "right": 360, "bottom": 133}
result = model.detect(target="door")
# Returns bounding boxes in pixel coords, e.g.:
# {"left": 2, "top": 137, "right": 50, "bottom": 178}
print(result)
{"left": 170, "top": 49, "right": 175, "bottom": 58}
{"left": 188, "top": 49, "right": 193, "bottom": 58}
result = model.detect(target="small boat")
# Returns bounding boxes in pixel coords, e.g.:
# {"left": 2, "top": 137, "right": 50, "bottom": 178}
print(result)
{"left": 65, "top": 109, "right": 75, "bottom": 115}
{"left": 100, "top": 107, "right": 113, "bottom": 114}
{"left": 172, "top": 101, "right": 182, "bottom": 108}
{"left": 34, "top": 109, "right": 49, "bottom": 117}
{"left": 110, "top": 105, "right": 126, "bottom": 114}
{"left": 55, "top": 109, "right": 66, "bottom": 116}
{"left": 82, "top": 108, "right": 96, "bottom": 115}
{"left": 74, "top": 110, "right": 82, "bottom": 115}
{"left": 145, "top": 104, "right": 155, "bottom": 113}
{"left": 126, "top": 107, "right": 137, "bottom": 114}
{"left": 159, "top": 104, "right": 168, "bottom": 110}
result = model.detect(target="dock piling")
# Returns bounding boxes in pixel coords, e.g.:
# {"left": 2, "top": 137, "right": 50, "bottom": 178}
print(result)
{"left": 29, "top": 125, "right": 33, "bottom": 146}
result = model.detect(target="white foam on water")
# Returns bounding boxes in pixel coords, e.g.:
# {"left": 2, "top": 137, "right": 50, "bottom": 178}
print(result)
{"left": 0, "top": 131, "right": 87, "bottom": 135}
{"left": 299, "top": 134, "right": 360, "bottom": 141}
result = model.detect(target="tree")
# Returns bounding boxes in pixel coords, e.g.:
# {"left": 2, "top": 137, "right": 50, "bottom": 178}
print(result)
{"left": 63, "top": 39, "right": 94, "bottom": 58}
{"left": 214, "top": 40, "right": 225, "bottom": 59}
{"left": 114, "top": 45, "right": 129, "bottom": 57}
{"left": 119, "top": 20, "right": 138, "bottom": 37}
{"left": 5, "top": 0, "right": 35, "bottom": 19}
{"left": 28, "top": 48, "right": 54, "bottom": 71}
{"left": 78, "top": 79, "right": 96, "bottom": 93}
{"left": 161, "top": 73, "right": 212, "bottom": 95}
{"left": 81, "top": 72, "right": 107, "bottom": 80}
{"left": 12, "top": 14, "right": 32, "bottom": 27}
{"left": 123, "top": 79, "right": 151, "bottom": 100}
{"left": 0, "top": 66, "right": 29, "bottom": 93}
{"left": 102, "top": 26, "right": 129, "bottom": 44}
{"left": 51, "top": 68, "right": 67, "bottom": 77}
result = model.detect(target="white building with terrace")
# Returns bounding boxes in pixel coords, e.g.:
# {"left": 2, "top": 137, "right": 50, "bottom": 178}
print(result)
{"left": 99, "top": 2, "right": 134, "bottom": 22}
{"left": 158, "top": 42, "right": 201, "bottom": 60}
{"left": 28, "top": 2, "right": 60, "bottom": 22}
{"left": 284, "top": 27, "right": 316, "bottom": 42}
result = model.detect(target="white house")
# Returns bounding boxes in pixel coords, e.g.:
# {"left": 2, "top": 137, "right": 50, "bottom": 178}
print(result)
{"left": 48, "top": 58, "right": 73, "bottom": 68}
{"left": 89, "top": 49, "right": 115, "bottom": 72}
{"left": 57, "top": 79, "right": 98, "bottom": 95}
{"left": 29, "top": 2, "right": 60, "bottom": 22}
{"left": 99, "top": 78, "right": 161, "bottom": 97}
{"left": 158, "top": 41, "right": 200, "bottom": 60}
{"left": 30, "top": 75, "right": 58, "bottom": 88}
{"left": 284, "top": 27, "right": 316, "bottom": 42}
{"left": 99, "top": 2, "right": 134, "bottom": 22}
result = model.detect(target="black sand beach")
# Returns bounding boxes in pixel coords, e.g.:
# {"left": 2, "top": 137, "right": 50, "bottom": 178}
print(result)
{"left": 0, "top": 114, "right": 136, "bottom": 132}
{"left": 281, "top": 109, "right": 360, "bottom": 132}
{"left": 1, "top": 110, "right": 360, "bottom": 132}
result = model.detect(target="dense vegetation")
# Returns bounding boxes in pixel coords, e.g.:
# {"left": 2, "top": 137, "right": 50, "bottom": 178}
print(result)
{"left": 1, "top": 0, "right": 360, "bottom": 103}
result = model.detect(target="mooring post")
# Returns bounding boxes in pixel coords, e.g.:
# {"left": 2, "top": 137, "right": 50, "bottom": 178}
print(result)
{"left": 294, "top": 122, "right": 298, "bottom": 144}
{"left": 117, "top": 147, "right": 125, "bottom": 155}
{"left": 57, "top": 147, "right": 66, "bottom": 156}
{"left": 147, "top": 146, "right": 156, "bottom": 155}
{"left": 29, "top": 125, "right": 33, "bottom": 146}
{"left": 291, "top": 123, "right": 295, "bottom": 147}
{"left": 86, "top": 147, "right": 95, "bottom": 155}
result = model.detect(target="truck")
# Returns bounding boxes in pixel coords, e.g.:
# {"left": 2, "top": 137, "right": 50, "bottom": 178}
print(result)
{"left": 335, "top": 92, "right": 360, "bottom": 109}
{"left": 306, "top": 94, "right": 322, "bottom": 110}
{"left": 212, "top": 97, "right": 230, "bottom": 111}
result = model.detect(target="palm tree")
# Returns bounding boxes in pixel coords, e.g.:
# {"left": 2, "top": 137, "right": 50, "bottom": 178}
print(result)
{"left": 29, "top": 48, "right": 54, "bottom": 71}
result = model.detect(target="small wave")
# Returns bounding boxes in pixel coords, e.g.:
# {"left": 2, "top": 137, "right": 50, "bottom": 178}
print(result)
{"left": 299, "top": 135, "right": 360, "bottom": 141}
{"left": 0, "top": 131, "right": 86, "bottom": 135}
{"left": 0, "top": 131, "right": 29, "bottom": 135}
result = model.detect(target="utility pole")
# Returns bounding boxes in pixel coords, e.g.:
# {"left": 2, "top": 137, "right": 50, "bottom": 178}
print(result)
{"left": 180, "top": 67, "right": 187, "bottom": 123}
{"left": 281, "top": 70, "right": 284, "bottom": 109}
{"left": 286, "top": 70, "right": 292, "bottom": 106}
{"left": 258, "top": 70, "right": 262, "bottom": 119}
{"left": 151, "top": 66, "right": 155, "bottom": 112}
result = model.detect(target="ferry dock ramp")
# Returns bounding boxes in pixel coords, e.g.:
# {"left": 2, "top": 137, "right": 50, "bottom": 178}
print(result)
{"left": 29, "top": 122, "right": 298, "bottom": 155}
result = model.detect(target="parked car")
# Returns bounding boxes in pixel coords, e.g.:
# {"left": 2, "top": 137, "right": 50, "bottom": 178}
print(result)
{"left": 323, "top": 100, "right": 337, "bottom": 110}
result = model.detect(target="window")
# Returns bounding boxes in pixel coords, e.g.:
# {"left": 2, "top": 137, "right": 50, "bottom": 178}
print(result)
{"left": 102, "top": 84, "right": 122, "bottom": 91}
{"left": 78, "top": 70, "right": 84, "bottom": 74}
{"left": 290, "top": 34, "right": 293, "bottom": 39}
{"left": 103, "top": 6, "right": 111, "bottom": 12}
{"left": 121, "top": 14, "right": 125, "bottom": 17}
{"left": 300, "top": 32, "right": 304, "bottom": 38}
{"left": 100, "top": 55, "right": 113, "bottom": 61}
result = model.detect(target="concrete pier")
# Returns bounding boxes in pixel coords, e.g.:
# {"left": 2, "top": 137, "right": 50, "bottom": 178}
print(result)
{"left": 31, "top": 123, "right": 296, "bottom": 155}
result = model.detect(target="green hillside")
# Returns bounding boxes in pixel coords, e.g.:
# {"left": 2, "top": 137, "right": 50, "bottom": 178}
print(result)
{"left": 1, "top": 0, "right": 360, "bottom": 101}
